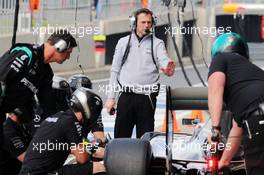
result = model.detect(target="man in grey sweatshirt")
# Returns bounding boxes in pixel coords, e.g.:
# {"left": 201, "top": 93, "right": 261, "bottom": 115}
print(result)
{"left": 105, "top": 8, "right": 175, "bottom": 138}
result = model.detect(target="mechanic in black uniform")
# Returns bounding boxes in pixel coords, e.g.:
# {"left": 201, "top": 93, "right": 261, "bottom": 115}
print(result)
{"left": 68, "top": 74, "right": 105, "bottom": 140}
{"left": 0, "top": 29, "right": 77, "bottom": 174}
{"left": 19, "top": 88, "right": 106, "bottom": 175}
{"left": 208, "top": 32, "right": 264, "bottom": 175}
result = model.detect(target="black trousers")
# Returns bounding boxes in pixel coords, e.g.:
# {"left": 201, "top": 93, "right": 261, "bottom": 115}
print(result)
{"left": 19, "top": 161, "right": 98, "bottom": 175}
{"left": 114, "top": 92, "right": 157, "bottom": 138}
{"left": 55, "top": 161, "right": 93, "bottom": 175}
{"left": 242, "top": 114, "right": 264, "bottom": 175}
{"left": 0, "top": 157, "right": 21, "bottom": 175}
{"left": 0, "top": 111, "right": 22, "bottom": 175}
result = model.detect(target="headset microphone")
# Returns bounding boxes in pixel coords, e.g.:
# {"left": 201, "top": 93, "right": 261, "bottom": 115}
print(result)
{"left": 145, "top": 29, "right": 151, "bottom": 34}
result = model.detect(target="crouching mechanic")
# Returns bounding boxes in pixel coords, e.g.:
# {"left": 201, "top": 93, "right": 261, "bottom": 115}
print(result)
{"left": 68, "top": 74, "right": 105, "bottom": 140}
{"left": 19, "top": 87, "right": 106, "bottom": 175}
{"left": 52, "top": 74, "right": 105, "bottom": 140}
{"left": 208, "top": 32, "right": 264, "bottom": 175}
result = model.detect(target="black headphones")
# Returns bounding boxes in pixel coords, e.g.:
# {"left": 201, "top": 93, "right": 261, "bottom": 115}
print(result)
{"left": 129, "top": 8, "right": 157, "bottom": 29}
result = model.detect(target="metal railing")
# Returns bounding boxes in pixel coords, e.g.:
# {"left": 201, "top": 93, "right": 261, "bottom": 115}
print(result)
{"left": 0, "top": 0, "right": 31, "bottom": 35}
{"left": 42, "top": 0, "right": 142, "bottom": 25}
{"left": 7, "top": 0, "right": 264, "bottom": 36}
{"left": 205, "top": 0, "right": 264, "bottom": 7}
{"left": 0, "top": 0, "right": 171, "bottom": 36}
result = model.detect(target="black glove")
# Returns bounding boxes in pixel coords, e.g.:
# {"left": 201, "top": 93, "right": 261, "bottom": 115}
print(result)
{"left": 96, "top": 133, "right": 112, "bottom": 147}
{"left": 13, "top": 107, "right": 33, "bottom": 123}
{"left": 109, "top": 107, "right": 115, "bottom": 115}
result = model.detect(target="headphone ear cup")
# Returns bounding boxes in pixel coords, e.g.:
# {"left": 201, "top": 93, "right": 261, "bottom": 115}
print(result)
{"left": 129, "top": 15, "right": 136, "bottom": 29}
{"left": 54, "top": 39, "right": 67, "bottom": 52}
{"left": 152, "top": 15, "right": 157, "bottom": 26}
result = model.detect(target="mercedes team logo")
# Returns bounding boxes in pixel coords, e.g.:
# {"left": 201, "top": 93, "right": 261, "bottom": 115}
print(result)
{"left": 33, "top": 114, "right": 41, "bottom": 123}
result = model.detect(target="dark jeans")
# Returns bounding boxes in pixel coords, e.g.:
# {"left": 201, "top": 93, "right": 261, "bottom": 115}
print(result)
{"left": 114, "top": 92, "right": 157, "bottom": 138}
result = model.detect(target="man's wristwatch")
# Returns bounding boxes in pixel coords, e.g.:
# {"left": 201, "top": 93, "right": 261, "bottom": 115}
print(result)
{"left": 211, "top": 126, "right": 221, "bottom": 142}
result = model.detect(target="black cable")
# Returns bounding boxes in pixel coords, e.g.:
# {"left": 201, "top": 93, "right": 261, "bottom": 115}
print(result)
{"left": 151, "top": 34, "right": 159, "bottom": 71}
{"left": 121, "top": 31, "right": 132, "bottom": 67}
{"left": 167, "top": 7, "right": 192, "bottom": 86}
{"left": 189, "top": 0, "right": 208, "bottom": 68}
{"left": 177, "top": 7, "right": 207, "bottom": 87}
{"left": 12, "top": 0, "right": 19, "bottom": 46}
{"left": 151, "top": 32, "right": 160, "bottom": 82}
{"left": 162, "top": 0, "right": 171, "bottom": 7}
{"left": 234, "top": 14, "right": 245, "bottom": 39}
{"left": 165, "top": 86, "right": 173, "bottom": 174}
{"left": 74, "top": 0, "right": 84, "bottom": 74}
{"left": 182, "top": 35, "right": 206, "bottom": 86}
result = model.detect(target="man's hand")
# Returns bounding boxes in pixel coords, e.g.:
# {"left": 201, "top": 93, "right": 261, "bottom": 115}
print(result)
{"left": 161, "top": 60, "right": 175, "bottom": 76}
{"left": 93, "top": 162, "right": 106, "bottom": 174}
{"left": 105, "top": 98, "right": 116, "bottom": 115}
{"left": 8, "top": 113, "right": 19, "bottom": 123}
{"left": 93, "top": 147, "right": 105, "bottom": 159}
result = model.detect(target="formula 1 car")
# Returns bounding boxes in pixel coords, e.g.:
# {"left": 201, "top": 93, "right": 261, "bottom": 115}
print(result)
{"left": 104, "top": 87, "right": 246, "bottom": 175}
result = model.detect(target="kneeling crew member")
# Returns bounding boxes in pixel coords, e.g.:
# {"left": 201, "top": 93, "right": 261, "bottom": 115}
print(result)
{"left": 19, "top": 88, "right": 106, "bottom": 175}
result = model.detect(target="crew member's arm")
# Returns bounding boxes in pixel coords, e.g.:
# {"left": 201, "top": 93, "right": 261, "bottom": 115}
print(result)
{"left": 91, "top": 117, "right": 105, "bottom": 159}
{"left": 2, "top": 114, "right": 32, "bottom": 162}
{"left": 92, "top": 146, "right": 105, "bottom": 159}
{"left": 218, "top": 119, "right": 243, "bottom": 168}
{"left": 71, "top": 146, "right": 106, "bottom": 173}
{"left": 91, "top": 120, "right": 105, "bottom": 160}
{"left": 106, "top": 39, "right": 125, "bottom": 114}
{"left": 208, "top": 71, "right": 226, "bottom": 127}
{"left": 91, "top": 114, "right": 105, "bottom": 140}
{"left": 17, "top": 152, "right": 26, "bottom": 162}
{"left": 156, "top": 41, "right": 175, "bottom": 76}
{"left": 3, "top": 47, "right": 33, "bottom": 82}
{"left": 92, "top": 131, "right": 105, "bottom": 140}
{"left": 64, "top": 117, "right": 89, "bottom": 164}
{"left": 70, "top": 143, "right": 89, "bottom": 164}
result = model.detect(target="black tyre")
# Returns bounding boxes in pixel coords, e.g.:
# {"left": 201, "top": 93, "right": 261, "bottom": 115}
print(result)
{"left": 104, "top": 138, "right": 152, "bottom": 175}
